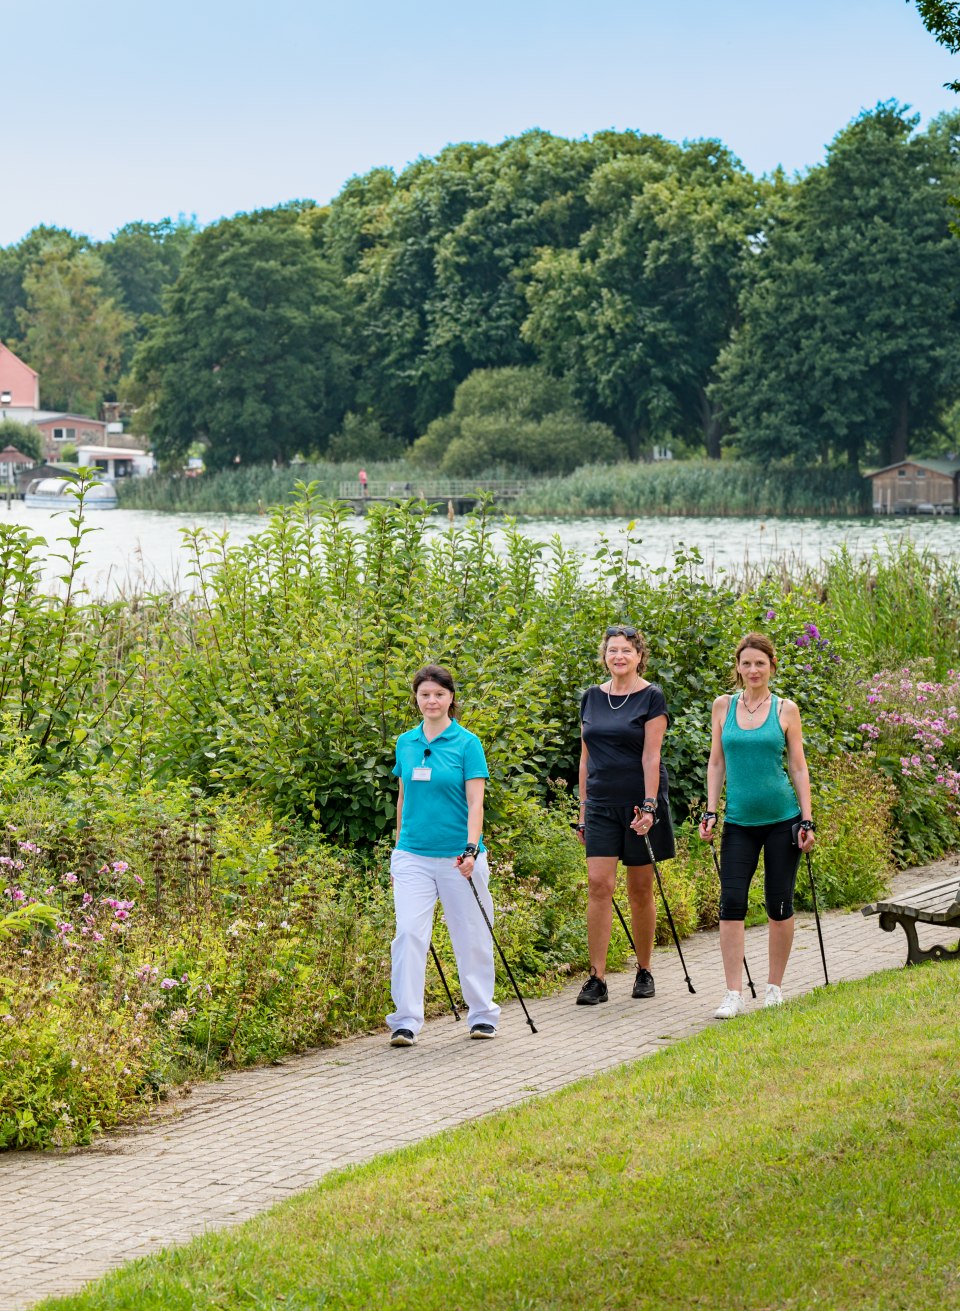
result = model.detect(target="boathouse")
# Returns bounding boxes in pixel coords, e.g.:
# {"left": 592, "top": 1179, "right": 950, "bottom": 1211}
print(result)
{"left": 867, "top": 457, "right": 960, "bottom": 514}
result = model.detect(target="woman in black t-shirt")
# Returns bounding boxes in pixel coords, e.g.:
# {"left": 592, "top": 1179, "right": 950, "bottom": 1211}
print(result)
{"left": 574, "top": 624, "right": 676, "bottom": 1006}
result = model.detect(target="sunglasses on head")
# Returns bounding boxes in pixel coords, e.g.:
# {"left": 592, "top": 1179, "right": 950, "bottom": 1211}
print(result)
{"left": 605, "top": 625, "right": 638, "bottom": 638}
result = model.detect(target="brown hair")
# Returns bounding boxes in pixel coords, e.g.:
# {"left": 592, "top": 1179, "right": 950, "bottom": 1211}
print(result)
{"left": 731, "top": 633, "right": 777, "bottom": 688}
{"left": 412, "top": 664, "right": 457, "bottom": 717}
{"left": 598, "top": 625, "right": 649, "bottom": 674}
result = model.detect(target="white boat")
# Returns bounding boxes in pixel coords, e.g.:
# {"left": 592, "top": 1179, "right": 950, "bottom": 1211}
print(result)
{"left": 24, "top": 477, "right": 118, "bottom": 510}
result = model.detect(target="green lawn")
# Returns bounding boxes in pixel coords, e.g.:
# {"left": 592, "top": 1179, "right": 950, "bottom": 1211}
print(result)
{"left": 40, "top": 965, "right": 960, "bottom": 1310}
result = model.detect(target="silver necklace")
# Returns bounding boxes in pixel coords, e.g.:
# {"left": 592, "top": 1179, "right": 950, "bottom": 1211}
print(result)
{"left": 606, "top": 677, "right": 639, "bottom": 710}
{"left": 741, "top": 691, "right": 771, "bottom": 717}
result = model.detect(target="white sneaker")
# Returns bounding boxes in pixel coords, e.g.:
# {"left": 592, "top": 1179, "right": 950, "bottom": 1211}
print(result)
{"left": 765, "top": 984, "right": 784, "bottom": 1008}
{"left": 714, "top": 990, "right": 745, "bottom": 1020}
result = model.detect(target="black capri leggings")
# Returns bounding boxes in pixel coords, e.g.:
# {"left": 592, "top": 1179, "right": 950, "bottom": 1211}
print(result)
{"left": 718, "top": 815, "right": 801, "bottom": 922}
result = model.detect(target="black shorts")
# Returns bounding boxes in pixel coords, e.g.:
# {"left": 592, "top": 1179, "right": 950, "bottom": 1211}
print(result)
{"left": 585, "top": 800, "right": 676, "bottom": 865}
{"left": 718, "top": 815, "right": 801, "bottom": 922}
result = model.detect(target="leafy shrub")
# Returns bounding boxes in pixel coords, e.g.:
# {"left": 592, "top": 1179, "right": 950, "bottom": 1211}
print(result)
{"left": 411, "top": 366, "right": 625, "bottom": 474}
{"left": 795, "top": 752, "right": 895, "bottom": 909}
{"left": 326, "top": 411, "right": 407, "bottom": 463}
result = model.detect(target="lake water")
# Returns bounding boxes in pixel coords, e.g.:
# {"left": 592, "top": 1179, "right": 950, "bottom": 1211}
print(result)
{"left": 2, "top": 501, "right": 959, "bottom": 595}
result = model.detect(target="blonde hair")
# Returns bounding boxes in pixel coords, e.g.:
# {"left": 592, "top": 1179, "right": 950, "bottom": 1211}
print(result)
{"left": 731, "top": 632, "right": 777, "bottom": 688}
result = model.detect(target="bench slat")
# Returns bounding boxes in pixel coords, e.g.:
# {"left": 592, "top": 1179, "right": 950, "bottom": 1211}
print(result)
{"left": 863, "top": 876, "right": 960, "bottom": 925}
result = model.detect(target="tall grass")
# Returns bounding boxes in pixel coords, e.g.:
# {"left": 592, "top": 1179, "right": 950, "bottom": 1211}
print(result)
{"left": 115, "top": 460, "right": 418, "bottom": 513}
{"left": 116, "top": 458, "right": 871, "bottom": 517}
{"left": 822, "top": 541, "right": 960, "bottom": 676}
{"left": 512, "top": 459, "right": 871, "bottom": 518}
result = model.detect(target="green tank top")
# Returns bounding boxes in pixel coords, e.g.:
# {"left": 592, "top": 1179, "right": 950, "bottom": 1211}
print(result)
{"left": 721, "top": 693, "right": 799, "bottom": 826}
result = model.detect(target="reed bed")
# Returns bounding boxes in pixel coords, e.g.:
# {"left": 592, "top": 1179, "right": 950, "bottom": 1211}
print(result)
{"left": 512, "top": 460, "right": 871, "bottom": 518}
{"left": 115, "top": 460, "right": 418, "bottom": 513}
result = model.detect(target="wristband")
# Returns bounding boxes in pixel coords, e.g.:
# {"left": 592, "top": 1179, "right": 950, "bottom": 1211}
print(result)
{"left": 461, "top": 842, "right": 479, "bottom": 859}
{"left": 640, "top": 799, "right": 657, "bottom": 815}
{"left": 701, "top": 811, "right": 718, "bottom": 823}
{"left": 574, "top": 823, "right": 585, "bottom": 835}
{"left": 799, "top": 820, "right": 816, "bottom": 833}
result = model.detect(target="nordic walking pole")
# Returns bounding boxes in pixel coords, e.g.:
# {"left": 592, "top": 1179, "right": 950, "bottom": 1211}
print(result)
{"left": 464, "top": 871, "right": 538, "bottom": 1034}
{"left": 643, "top": 832, "right": 696, "bottom": 994}
{"left": 429, "top": 941, "right": 461, "bottom": 1021}
{"left": 805, "top": 848, "right": 829, "bottom": 986}
{"left": 709, "top": 843, "right": 756, "bottom": 999}
{"left": 613, "top": 897, "right": 637, "bottom": 954}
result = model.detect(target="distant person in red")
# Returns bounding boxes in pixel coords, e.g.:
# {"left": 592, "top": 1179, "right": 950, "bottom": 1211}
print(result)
{"left": 358, "top": 468, "right": 369, "bottom": 497}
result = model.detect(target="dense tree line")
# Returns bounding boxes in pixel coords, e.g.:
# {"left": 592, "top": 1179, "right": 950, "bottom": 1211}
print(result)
{"left": 2, "top": 103, "right": 959, "bottom": 471}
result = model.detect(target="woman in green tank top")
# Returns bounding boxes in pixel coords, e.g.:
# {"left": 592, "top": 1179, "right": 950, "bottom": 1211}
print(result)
{"left": 698, "top": 633, "right": 816, "bottom": 1020}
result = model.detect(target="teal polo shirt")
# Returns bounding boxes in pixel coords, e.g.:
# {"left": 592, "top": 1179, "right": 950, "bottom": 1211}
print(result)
{"left": 393, "top": 720, "right": 489, "bottom": 858}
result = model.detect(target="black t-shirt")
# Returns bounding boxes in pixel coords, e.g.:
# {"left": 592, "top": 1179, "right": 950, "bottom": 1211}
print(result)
{"left": 580, "top": 682, "right": 670, "bottom": 807}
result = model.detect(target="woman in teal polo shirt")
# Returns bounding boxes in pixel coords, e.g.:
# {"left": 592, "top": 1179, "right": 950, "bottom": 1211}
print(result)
{"left": 386, "top": 664, "right": 500, "bottom": 1047}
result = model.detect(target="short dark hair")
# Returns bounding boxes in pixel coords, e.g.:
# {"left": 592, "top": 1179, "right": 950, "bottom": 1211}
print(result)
{"left": 412, "top": 664, "right": 457, "bottom": 717}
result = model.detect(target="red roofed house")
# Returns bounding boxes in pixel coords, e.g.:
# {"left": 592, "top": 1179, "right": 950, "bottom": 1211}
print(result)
{"left": 0, "top": 341, "right": 107, "bottom": 460}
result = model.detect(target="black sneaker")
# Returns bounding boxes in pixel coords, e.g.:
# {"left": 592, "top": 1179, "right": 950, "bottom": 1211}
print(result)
{"left": 632, "top": 967, "right": 655, "bottom": 999}
{"left": 389, "top": 1028, "right": 416, "bottom": 1047}
{"left": 470, "top": 1023, "right": 497, "bottom": 1039}
{"left": 576, "top": 970, "right": 608, "bottom": 1005}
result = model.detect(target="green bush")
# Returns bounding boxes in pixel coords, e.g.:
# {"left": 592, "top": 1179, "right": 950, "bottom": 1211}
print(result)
{"left": 411, "top": 365, "right": 625, "bottom": 474}
{"left": 796, "top": 752, "right": 895, "bottom": 909}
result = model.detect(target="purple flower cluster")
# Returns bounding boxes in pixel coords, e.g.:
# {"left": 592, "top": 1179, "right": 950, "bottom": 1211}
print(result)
{"left": 859, "top": 668, "right": 960, "bottom": 800}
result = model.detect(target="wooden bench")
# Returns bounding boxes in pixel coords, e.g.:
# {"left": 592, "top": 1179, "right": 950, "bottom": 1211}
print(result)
{"left": 862, "top": 876, "right": 960, "bottom": 966}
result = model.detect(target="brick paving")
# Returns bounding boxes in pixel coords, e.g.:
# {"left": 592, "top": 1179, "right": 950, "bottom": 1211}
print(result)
{"left": 1, "top": 858, "right": 958, "bottom": 1310}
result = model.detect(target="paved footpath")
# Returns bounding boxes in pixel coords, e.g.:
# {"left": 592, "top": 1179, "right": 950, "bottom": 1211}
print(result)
{"left": 2, "top": 859, "right": 958, "bottom": 1310}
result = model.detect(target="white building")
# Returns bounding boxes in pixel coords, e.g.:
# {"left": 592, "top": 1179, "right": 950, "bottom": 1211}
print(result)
{"left": 75, "top": 445, "right": 155, "bottom": 480}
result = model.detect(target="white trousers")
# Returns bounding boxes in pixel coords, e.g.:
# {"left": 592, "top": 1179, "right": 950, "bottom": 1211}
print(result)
{"left": 387, "top": 849, "right": 501, "bottom": 1034}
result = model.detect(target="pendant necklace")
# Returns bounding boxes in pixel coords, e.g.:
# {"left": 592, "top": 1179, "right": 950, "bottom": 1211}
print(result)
{"left": 606, "top": 677, "right": 639, "bottom": 711}
{"left": 741, "top": 691, "right": 771, "bottom": 718}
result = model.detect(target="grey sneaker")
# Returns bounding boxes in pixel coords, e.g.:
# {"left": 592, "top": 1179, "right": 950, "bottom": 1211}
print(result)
{"left": 470, "top": 1023, "right": 497, "bottom": 1039}
{"left": 389, "top": 1028, "right": 417, "bottom": 1047}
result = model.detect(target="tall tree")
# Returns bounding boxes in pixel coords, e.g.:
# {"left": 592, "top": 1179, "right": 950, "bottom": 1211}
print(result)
{"left": 522, "top": 141, "right": 763, "bottom": 457}
{"left": 913, "top": 1, "right": 960, "bottom": 88}
{"left": 0, "top": 227, "right": 89, "bottom": 345}
{"left": 100, "top": 218, "right": 198, "bottom": 324}
{"left": 716, "top": 104, "right": 960, "bottom": 468}
{"left": 16, "top": 247, "right": 132, "bottom": 415}
{"left": 134, "top": 207, "right": 349, "bottom": 469}
{"left": 329, "top": 131, "right": 647, "bottom": 440}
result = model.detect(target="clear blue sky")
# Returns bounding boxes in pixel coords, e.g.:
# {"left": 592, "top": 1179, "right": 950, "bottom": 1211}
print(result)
{"left": 3, "top": 0, "right": 957, "bottom": 246}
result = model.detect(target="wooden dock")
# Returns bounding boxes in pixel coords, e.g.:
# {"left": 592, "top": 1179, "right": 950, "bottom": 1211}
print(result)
{"left": 337, "top": 479, "right": 530, "bottom": 514}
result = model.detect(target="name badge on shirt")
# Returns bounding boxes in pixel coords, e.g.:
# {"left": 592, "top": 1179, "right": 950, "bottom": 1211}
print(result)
{"left": 412, "top": 766, "right": 432, "bottom": 781}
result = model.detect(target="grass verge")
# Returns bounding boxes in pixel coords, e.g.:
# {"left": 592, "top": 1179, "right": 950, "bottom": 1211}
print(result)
{"left": 37, "top": 964, "right": 960, "bottom": 1311}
